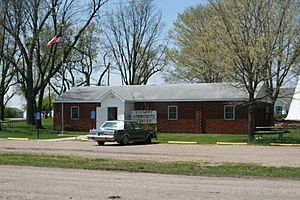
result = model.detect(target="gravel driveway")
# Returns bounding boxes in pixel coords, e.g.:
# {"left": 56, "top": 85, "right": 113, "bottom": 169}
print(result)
{"left": 1, "top": 139, "right": 299, "bottom": 167}
{"left": 1, "top": 165, "right": 300, "bottom": 200}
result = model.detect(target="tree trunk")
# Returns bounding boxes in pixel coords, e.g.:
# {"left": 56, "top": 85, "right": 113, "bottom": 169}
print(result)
{"left": 48, "top": 85, "right": 52, "bottom": 118}
{"left": 247, "top": 101, "right": 256, "bottom": 142}
{"left": 0, "top": 95, "right": 5, "bottom": 121}
{"left": 269, "top": 101, "right": 275, "bottom": 126}
{"left": 85, "top": 73, "right": 90, "bottom": 86}
{"left": 26, "top": 93, "right": 36, "bottom": 126}
{"left": 0, "top": 95, "right": 4, "bottom": 131}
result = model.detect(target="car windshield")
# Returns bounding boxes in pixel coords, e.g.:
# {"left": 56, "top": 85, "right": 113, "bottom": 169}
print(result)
{"left": 101, "top": 121, "right": 123, "bottom": 130}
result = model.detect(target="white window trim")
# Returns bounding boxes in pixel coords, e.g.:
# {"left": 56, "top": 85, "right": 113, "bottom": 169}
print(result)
{"left": 168, "top": 105, "right": 178, "bottom": 120}
{"left": 71, "top": 106, "right": 80, "bottom": 120}
{"left": 224, "top": 105, "right": 235, "bottom": 120}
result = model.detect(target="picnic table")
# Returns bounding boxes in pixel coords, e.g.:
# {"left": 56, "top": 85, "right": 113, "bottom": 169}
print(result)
{"left": 255, "top": 126, "right": 289, "bottom": 139}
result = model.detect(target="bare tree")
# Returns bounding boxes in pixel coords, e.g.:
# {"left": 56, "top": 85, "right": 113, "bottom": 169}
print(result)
{"left": 0, "top": 0, "right": 108, "bottom": 127}
{"left": 168, "top": 0, "right": 300, "bottom": 140}
{"left": 209, "top": 0, "right": 278, "bottom": 141}
{"left": 62, "top": 23, "right": 110, "bottom": 88}
{"left": 96, "top": 52, "right": 111, "bottom": 86}
{"left": 104, "top": 0, "right": 167, "bottom": 85}
{"left": 262, "top": 0, "right": 300, "bottom": 123}
{"left": 0, "top": 1, "right": 18, "bottom": 124}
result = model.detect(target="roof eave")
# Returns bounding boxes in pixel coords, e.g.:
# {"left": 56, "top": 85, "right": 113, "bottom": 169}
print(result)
{"left": 133, "top": 98, "right": 249, "bottom": 102}
{"left": 54, "top": 100, "right": 100, "bottom": 103}
{"left": 99, "top": 90, "right": 126, "bottom": 102}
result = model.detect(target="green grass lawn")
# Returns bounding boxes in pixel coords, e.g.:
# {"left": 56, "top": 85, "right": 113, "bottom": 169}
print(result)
{"left": 0, "top": 152, "right": 299, "bottom": 179}
{"left": 0, "top": 118, "right": 85, "bottom": 139}
{"left": 157, "top": 133, "right": 247, "bottom": 144}
{"left": 1, "top": 118, "right": 299, "bottom": 144}
{"left": 156, "top": 128, "right": 300, "bottom": 145}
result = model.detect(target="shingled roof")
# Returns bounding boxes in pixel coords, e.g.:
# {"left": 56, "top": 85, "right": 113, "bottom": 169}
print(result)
{"left": 277, "top": 88, "right": 295, "bottom": 105}
{"left": 55, "top": 83, "right": 267, "bottom": 103}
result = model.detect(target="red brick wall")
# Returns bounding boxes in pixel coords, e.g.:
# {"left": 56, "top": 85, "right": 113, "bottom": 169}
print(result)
{"left": 53, "top": 101, "right": 272, "bottom": 134}
{"left": 53, "top": 102, "right": 100, "bottom": 132}
{"left": 135, "top": 101, "right": 271, "bottom": 134}
{"left": 135, "top": 102, "right": 198, "bottom": 133}
{"left": 202, "top": 102, "right": 248, "bottom": 134}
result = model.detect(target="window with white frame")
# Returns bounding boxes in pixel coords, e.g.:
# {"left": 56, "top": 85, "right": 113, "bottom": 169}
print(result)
{"left": 224, "top": 105, "right": 235, "bottom": 120}
{"left": 168, "top": 106, "right": 178, "bottom": 120}
{"left": 71, "top": 106, "right": 79, "bottom": 120}
{"left": 275, "top": 106, "right": 283, "bottom": 114}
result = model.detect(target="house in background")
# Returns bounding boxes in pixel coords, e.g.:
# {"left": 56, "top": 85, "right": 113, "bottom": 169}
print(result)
{"left": 53, "top": 83, "right": 272, "bottom": 134}
{"left": 14, "top": 108, "right": 25, "bottom": 118}
{"left": 5, "top": 107, "right": 25, "bottom": 118}
{"left": 274, "top": 88, "right": 295, "bottom": 115}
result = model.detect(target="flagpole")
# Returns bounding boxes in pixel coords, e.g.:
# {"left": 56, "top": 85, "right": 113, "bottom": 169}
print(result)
{"left": 61, "top": 32, "right": 65, "bottom": 134}
{"left": 61, "top": 62, "right": 64, "bottom": 134}
{"left": 47, "top": 31, "right": 64, "bottom": 134}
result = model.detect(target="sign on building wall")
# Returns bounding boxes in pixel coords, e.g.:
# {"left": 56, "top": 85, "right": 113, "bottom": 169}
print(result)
{"left": 131, "top": 110, "right": 157, "bottom": 124}
{"left": 90, "top": 111, "right": 96, "bottom": 119}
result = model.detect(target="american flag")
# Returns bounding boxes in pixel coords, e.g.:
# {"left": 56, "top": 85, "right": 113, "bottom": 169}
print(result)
{"left": 47, "top": 32, "right": 62, "bottom": 46}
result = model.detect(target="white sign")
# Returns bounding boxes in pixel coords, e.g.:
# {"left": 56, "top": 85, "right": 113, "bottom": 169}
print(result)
{"left": 131, "top": 110, "right": 157, "bottom": 124}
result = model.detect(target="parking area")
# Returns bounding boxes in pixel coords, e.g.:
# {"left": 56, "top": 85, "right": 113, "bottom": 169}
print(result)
{"left": 0, "top": 139, "right": 299, "bottom": 167}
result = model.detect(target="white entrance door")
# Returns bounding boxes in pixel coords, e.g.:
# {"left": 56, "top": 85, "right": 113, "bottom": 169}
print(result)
{"left": 96, "top": 107, "right": 107, "bottom": 129}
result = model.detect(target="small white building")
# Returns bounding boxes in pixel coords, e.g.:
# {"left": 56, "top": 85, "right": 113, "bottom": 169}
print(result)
{"left": 274, "top": 88, "right": 295, "bottom": 115}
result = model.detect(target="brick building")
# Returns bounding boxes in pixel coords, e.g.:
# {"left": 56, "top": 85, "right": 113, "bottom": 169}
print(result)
{"left": 53, "top": 83, "right": 272, "bottom": 134}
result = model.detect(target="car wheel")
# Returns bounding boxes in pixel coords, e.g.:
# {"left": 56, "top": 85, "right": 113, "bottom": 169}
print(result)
{"left": 97, "top": 141, "right": 105, "bottom": 146}
{"left": 146, "top": 136, "right": 152, "bottom": 144}
{"left": 121, "top": 135, "right": 129, "bottom": 145}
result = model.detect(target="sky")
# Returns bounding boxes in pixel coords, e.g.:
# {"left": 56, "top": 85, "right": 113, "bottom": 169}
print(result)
{"left": 109, "top": 0, "right": 208, "bottom": 85}
{"left": 149, "top": 0, "right": 208, "bottom": 84}
{"left": 7, "top": 0, "right": 207, "bottom": 110}
{"left": 155, "top": 0, "right": 207, "bottom": 30}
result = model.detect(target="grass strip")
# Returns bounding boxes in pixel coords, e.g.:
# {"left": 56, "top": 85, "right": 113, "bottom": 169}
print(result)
{"left": 157, "top": 129, "right": 300, "bottom": 145}
{"left": 0, "top": 152, "right": 299, "bottom": 179}
{"left": 0, "top": 119, "right": 85, "bottom": 139}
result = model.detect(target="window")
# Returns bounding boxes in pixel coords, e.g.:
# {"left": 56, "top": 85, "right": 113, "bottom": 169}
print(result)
{"left": 275, "top": 106, "right": 283, "bottom": 115}
{"left": 224, "top": 105, "right": 235, "bottom": 120}
{"left": 168, "top": 106, "right": 178, "bottom": 120}
{"left": 131, "top": 122, "right": 141, "bottom": 129}
{"left": 107, "top": 107, "right": 117, "bottom": 120}
{"left": 124, "top": 122, "right": 132, "bottom": 130}
{"left": 101, "top": 121, "right": 123, "bottom": 130}
{"left": 71, "top": 106, "right": 79, "bottom": 120}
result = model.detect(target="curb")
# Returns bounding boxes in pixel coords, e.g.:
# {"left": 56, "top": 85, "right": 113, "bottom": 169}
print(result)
{"left": 38, "top": 137, "right": 78, "bottom": 142}
{"left": 168, "top": 141, "right": 197, "bottom": 144}
{"left": 216, "top": 142, "right": 248, "bottom": 145}
{"left": 270, "top": 143, "right": 300, "bottom": 147}
{"left": 7, "top": 137, "right": 29, "bottom": 141}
